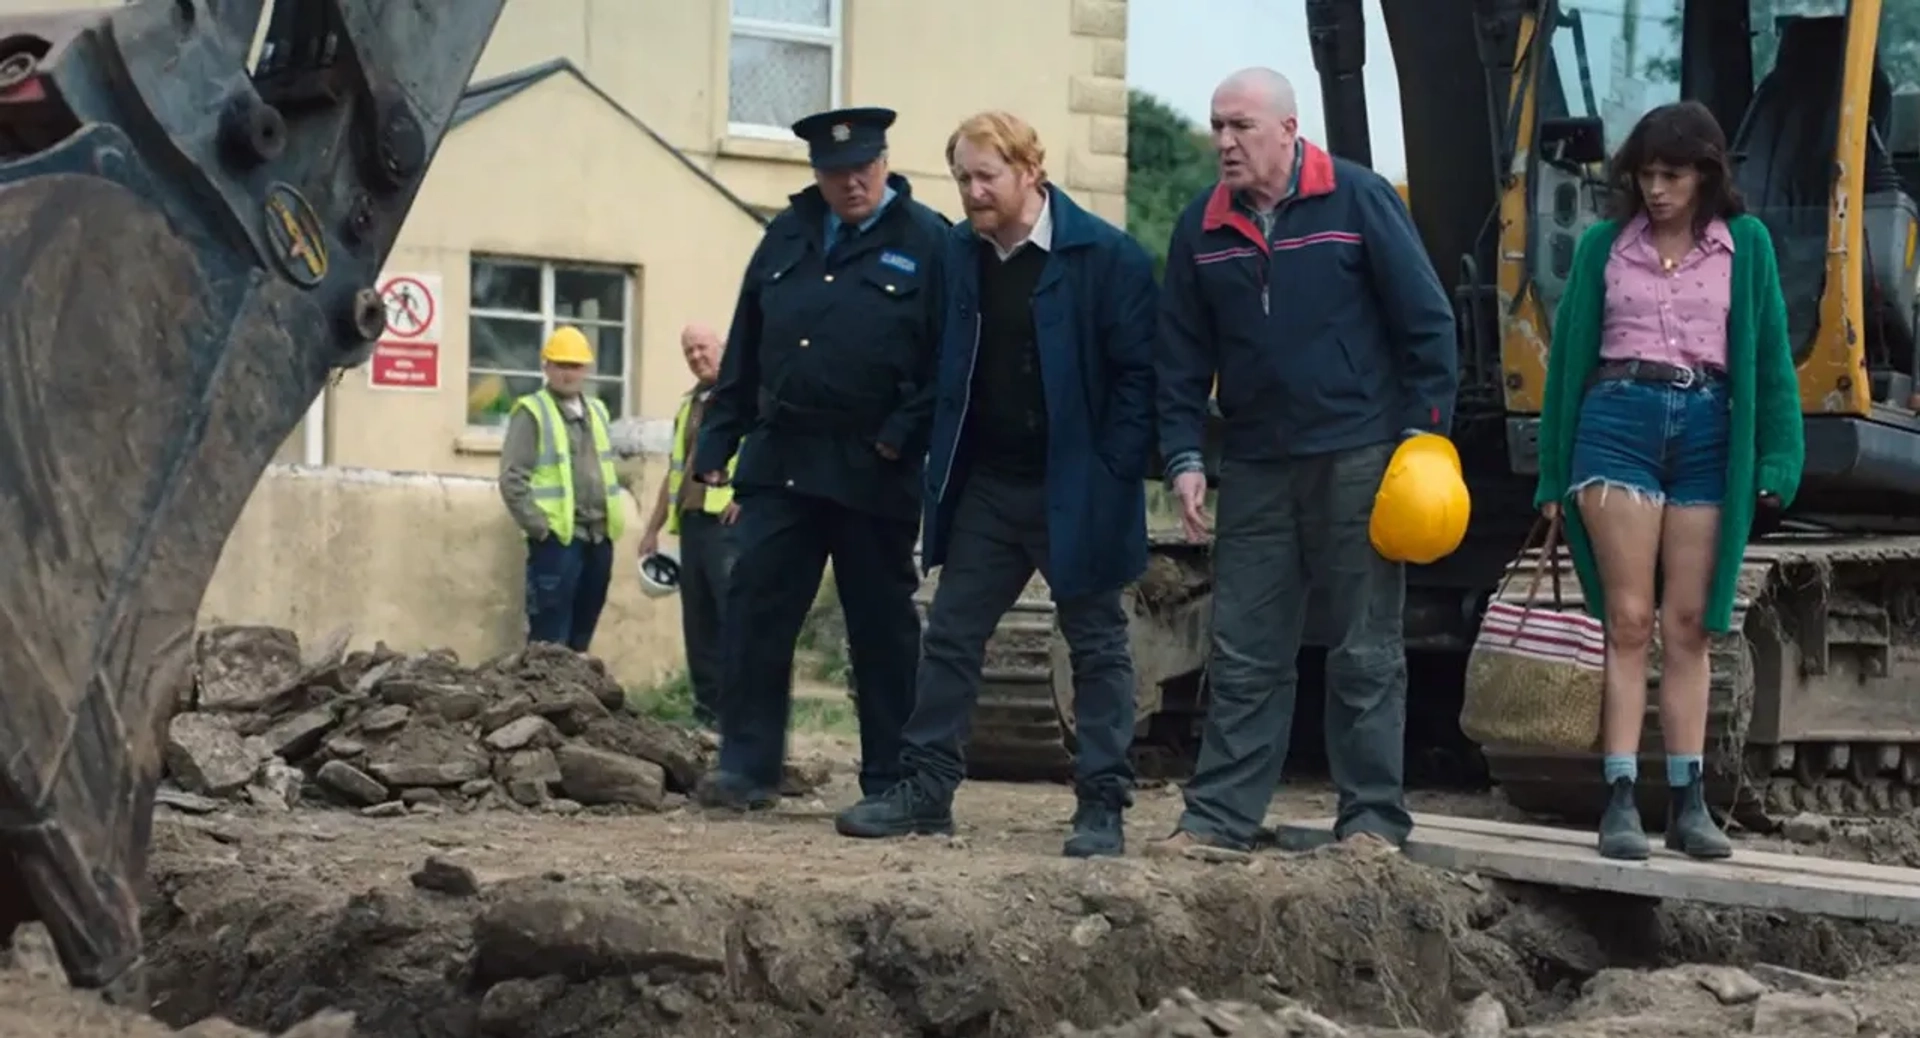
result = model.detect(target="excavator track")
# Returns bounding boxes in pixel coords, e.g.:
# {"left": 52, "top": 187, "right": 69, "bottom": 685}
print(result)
{"left": 1483, "top": 534, "right": 1920, "bottom": 830}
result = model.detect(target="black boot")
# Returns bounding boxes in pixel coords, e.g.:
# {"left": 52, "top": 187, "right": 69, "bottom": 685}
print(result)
{"left": 1597, "top": 777, "right": 1650, "bottom": 861}
{"left": 1062, "top": 792, "right": 1127, "bottom": 858}
{"left": 834, "top": 780, "right": 954, "bottom": 839}
{"left": 1666, "top": 760, "right": 1733, "bottom": 859}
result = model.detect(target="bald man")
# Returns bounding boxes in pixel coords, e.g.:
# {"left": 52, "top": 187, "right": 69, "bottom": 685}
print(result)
{"left": 1152, "top": 68, "right": 1458, "bottom": 857}
{"left": 640, "top": 322, "right": 740, "bottom": 728}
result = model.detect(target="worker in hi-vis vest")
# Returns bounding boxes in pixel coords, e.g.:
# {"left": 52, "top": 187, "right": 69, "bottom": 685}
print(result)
{"left": 639, "top": 322, "right": 740, "bottom": 727}
{"left": 498, "top": 325, "right": 626, "bottom": 653}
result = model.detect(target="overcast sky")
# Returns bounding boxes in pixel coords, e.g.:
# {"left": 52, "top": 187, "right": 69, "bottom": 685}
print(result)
{"left": 1126, "top": 0, "right": 1408, "bottom": 179}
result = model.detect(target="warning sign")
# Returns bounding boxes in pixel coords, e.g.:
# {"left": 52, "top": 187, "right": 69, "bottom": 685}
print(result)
{"left": 370, "top": 272, "right": 442, "bottom": 391}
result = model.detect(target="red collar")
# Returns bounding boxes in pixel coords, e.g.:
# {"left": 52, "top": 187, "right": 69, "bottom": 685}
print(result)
{"left": 1200, "top": 139, "right": 1339, "bottom": 250}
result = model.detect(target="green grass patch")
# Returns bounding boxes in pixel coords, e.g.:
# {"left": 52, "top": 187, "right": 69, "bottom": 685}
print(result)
{"left": 625, "top": 666, "right": 856, "bottom": 735}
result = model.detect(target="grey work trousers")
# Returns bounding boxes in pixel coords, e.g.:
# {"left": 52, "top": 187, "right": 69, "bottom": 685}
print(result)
{"left": 677, "top": 510, "right": 737, "bottom": 728}
{"left": 1178, "top": 441, "right": 1412, "bottom": 848}
{"left": 899, "top": 471, "right": 1137, "bottom": 802}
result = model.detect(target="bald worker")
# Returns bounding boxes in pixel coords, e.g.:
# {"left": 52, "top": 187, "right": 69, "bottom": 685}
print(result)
{"left": 640, "top": 322, "right": 741, "bottom": 728}
{"left": 1152, "top": 68, "right": 1457, "bottom": 857}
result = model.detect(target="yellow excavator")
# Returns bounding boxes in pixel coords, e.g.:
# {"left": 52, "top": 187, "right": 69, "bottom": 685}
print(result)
{"left": 988, "top": 0, "right": 1920, "bottom": 832}
{"left": 0, "top": 0, "right": 504, "bottom": 1006}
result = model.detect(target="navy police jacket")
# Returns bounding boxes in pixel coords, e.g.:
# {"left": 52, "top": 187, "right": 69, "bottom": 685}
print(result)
{"left": 1156, "top": 140, "right": 1458, "bottom": 470}
{"left": 922, "top": 185, "right": 1158, "bottom": 601}
{"left": 694, "top": 173, "right": 949, "bottom": 522}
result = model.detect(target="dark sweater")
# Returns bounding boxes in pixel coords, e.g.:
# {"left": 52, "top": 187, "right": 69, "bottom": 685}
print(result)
{"left": 965, "top": 241, "right": 1050, "bottom": 478}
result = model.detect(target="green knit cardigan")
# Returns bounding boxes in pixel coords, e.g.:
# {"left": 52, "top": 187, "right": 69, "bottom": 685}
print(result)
{"left": 1532, "top": 215, "right": 1806, "bottom": 633}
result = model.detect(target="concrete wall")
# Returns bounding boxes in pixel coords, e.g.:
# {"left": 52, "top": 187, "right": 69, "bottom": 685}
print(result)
{"left": 200, "top": 460, "right": 687, "bottom": 691}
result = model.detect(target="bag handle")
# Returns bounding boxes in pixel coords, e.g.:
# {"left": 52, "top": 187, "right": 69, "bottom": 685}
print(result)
{"left": 1486, "top": 514, "right": 1568, "bottom": 647}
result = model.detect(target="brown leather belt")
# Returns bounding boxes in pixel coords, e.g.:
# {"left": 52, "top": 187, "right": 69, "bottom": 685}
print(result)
{"left": 1588, "top": 358, "right": 1726, "bottom": 390}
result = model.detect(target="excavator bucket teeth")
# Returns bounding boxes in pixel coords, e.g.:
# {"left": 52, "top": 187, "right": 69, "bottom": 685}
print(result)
{"left": 0, "top": 0, "right": 504, "bottom": 1004}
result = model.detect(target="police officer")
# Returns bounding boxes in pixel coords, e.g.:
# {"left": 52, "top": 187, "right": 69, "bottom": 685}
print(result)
{"left": 690, "top": 106, "right": 949, "bottom": 810}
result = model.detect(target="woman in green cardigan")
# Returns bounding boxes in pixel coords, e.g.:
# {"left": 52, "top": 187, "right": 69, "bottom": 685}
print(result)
{"left": 1534, "top": 101, "right": 1805, "bottom": 863}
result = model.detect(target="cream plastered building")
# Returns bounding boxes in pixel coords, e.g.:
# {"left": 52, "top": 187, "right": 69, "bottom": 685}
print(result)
{"left": 175, "top": 0, "right": 1132, "bottom": 687}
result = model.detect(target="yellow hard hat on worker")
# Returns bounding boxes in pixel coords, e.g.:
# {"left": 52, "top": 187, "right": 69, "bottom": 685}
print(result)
{"left": 541, "top": 325, "right": 595, "bottom": 366}
{"left": 1370, "top": 433, "right": 1472, "bottom": 565}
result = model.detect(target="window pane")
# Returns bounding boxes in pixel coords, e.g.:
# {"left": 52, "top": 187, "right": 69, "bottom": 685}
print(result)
{"left": 590, "top": 377, "right": 626, "bottom": 418}
{"left": 729, "top": 35, "right": 832, "bottom": 128}
{"left": 587, "top": 323, "right": 627, "bottom": 378}
{"left": 471, "top": 259, "right": 541, "bottom": 314}
{"left": 470, "top": 315, "right": 545, "bottom": 372}
{"left": 732, "top": 0, "right": 830, "bottom": 27}
{"left": 555, "top": 268, "right": 626, "bottom": 323}
{"left": 467, "top": 372, "right": 545, "bottom": 427}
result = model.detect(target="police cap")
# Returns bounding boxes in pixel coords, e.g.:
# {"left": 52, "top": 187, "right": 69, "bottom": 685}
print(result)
{"left": 790, "top": 106, "right": 896, "bottom": 170}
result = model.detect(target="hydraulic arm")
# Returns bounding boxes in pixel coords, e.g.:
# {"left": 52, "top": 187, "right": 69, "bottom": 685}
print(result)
{"left": 0, "top": 0, "right": 502, "bottom": 1006}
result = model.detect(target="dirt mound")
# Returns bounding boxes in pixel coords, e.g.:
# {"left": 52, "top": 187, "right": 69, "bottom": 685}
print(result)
{"left": 1065, "top": 963, "right": 1920, "bottom": 1037}
{"left": 161, "top": 626, "right": 827, "bottom": 820}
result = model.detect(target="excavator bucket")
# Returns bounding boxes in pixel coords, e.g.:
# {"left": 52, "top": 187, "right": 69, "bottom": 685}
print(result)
{"left": 0, "top": 0, "right": 503, "bottom": 1007}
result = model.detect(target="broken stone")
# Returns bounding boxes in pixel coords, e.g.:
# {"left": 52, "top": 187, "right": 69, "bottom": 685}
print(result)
{"left": 530, "top": 689, "right": 611, "bottom": 736}
{"left": 360, "top": 704, "right": 411, "bottom": 735}
{"left": 1069, "top": 914, "right": 1110, "bottom": 948}
{"left": 194, "top": 625, "right": 303, "bottom": 712}
{"left": 411, "top": 855, "right": 480, "bottom": 897}
{"left": 352, "top": 659, "right": 396, "bottom": 697}
{"left": 427, "top": 688, "right": 488, "bottom": 723}
{"left": 472, "top": 881, "right": 727, "bottom": 984}
{"left": 543, "top": 798, "right": 583, "bottom": 816}
{"left": 247, "top": 760, "right": 304, "bottom": 811}
{"left": 165, "top": 713, "right": 265, "bottom": 796}
{"left": 176, "top": 1018, "right": 257, "bottom": 1038}
{"left": 1750, "top": 991, "right": 1859, "bottom": 1035}
{"left": 401, "top": 787, "right": 442, "bottom": 807}
{"left": 1781, "top": 812, "right": 1832, "bottom": 844}
{"left": 365, "top": 723, "right": 490, "bottom": 787}
{"left": 485, "top": 715, "right": 561, "bottom": 752}
{"left": 1693, "top": 964, "right": 1767, "bottom": 1005}
{"left": 275, "top": 1010, "right": 357, "bottom": 1038}
{"left": 1458, "top": 992, "right": 1507, "bottom": 1038}
{"left": 780, "top": 757, "right": 833, "bottom": 797}
{"left": 362, "top": 800, "right": 409, "bottom": 818}
{"left": 556, "top": 743, "right": 666, "bottom": 810}
{"left": 315, "top": 759, "right": 389, "bottom": 806}
{"left": 1749, "top": 963, "right": 1853, "bottom": 997}
{"left": 322, "top": 736, "right": 366, "bottom": 759}
{"left": 477, "top": 976, "right": 569, "bottom": 1036}
{"left": 262, "top": 706, "right": 337, "bottom": 760}
{"left": 154, "top": 786, "right": 224, "bottom": 814}
{"left": 460, "top": 778, "right": 495, "bottom": 797}
{"left": 578, "top": 716, "right": 706, "bottom": 791}
{"left": 477, "top": 692, "right": 534, "bottom": 733}
{"left": 498, "top": 748, "right": 561, "bottom": 806}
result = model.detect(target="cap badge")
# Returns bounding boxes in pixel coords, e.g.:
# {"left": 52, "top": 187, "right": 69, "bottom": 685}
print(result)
{"left": 830, "top": 122, "right": 851, "bottom": 142}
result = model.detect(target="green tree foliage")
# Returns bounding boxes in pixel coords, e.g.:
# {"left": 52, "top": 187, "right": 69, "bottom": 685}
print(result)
{"left": 1125, "top": 89, "right": 1217, "bottom": 276}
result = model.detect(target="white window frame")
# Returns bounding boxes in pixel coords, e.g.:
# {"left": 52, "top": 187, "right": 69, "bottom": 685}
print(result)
{"left": 725, "top": 0, "right": 845, "bottom": 140}
{"left": 467, "top": 255, "right": 636, "bottom": 429}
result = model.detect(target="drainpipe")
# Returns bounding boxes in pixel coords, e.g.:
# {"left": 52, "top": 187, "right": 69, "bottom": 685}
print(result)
{"left": 302, "top": 392, "right": 325, "bottom": 466}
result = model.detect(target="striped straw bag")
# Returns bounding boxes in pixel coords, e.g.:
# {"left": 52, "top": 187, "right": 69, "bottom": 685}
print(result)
{"left": 1460, "top": 515, "right": 1605, "bottom": 754}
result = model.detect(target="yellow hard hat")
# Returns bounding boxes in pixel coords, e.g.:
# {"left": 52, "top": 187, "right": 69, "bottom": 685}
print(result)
{"left": 541, "top": 325, "right": 594, "bottom": 366}
{"left": 1369, "top": 433, "right": 1471, "bottom": 565}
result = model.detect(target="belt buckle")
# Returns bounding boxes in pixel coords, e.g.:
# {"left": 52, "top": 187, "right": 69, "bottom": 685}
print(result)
{"left": 1670, "top": 366, "right": 1697, "bottom": 390}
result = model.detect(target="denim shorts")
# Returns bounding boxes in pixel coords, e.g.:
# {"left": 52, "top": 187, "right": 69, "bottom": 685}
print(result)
{"left": 1566, "top": 375, "right": 1730, "bottom": 507}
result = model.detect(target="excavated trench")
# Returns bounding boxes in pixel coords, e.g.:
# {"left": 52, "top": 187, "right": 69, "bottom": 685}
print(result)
{"left": 57, "top": 806, "right": 1920, "bottom": 1038}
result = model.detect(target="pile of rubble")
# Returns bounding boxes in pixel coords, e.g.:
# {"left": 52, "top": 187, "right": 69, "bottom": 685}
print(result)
{"left": 159, "top": 625, "right": 827, "bottom": 818}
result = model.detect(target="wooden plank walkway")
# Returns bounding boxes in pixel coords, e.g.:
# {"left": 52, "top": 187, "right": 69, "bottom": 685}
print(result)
{"left": 1271, "top": 812, "right": 1920, "bottom": 925}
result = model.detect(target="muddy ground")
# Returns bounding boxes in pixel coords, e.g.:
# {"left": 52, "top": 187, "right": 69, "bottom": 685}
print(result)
{"left": 9, "top": 743, "right": 1920, "bottom": 1038}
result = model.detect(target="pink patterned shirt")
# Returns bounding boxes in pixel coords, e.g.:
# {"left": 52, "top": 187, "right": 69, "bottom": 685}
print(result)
{"left": 1599, "top": 213, "right": 1735, "bottom": 369}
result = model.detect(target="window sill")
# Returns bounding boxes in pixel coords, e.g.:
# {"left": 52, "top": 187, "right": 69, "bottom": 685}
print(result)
{"left": 455, "top": 431, "right": 504, "bottom": 456}
{"left": 717, "top": 132, "right": 811, "bottom": 166}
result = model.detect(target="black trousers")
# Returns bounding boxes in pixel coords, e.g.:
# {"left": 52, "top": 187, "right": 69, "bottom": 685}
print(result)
{"left": 714, "top": 488, "right": 920, "bottom": 795}
{"left": 677, "top": 510, "right": 737, "bottom": 727}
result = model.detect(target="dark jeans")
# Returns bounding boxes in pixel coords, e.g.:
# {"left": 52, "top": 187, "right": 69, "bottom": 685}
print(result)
{"left": 717, "top": 489, "right": 920, "bottom": 796}
{"left": 526, "top": 533, "right": 615, "bottom": 653}
{"left": 1178, "top": 441, "right": 1411, "bottom": 848}
{"left": 678, "top": 510, "right": 738, "bottom": 728}
{"left": 900, "top": 471, "right": 1135, "bottom": 803}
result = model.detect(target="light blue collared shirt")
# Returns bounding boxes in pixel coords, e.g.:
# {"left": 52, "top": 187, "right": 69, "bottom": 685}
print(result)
{"left": 824, "top": 183, "right": 899, "bottom": 252}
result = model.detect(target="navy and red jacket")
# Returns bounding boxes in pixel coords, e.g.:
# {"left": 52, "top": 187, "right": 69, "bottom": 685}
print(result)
{"left": 1156, "top": 140, "right": 1458, "bottom": 473}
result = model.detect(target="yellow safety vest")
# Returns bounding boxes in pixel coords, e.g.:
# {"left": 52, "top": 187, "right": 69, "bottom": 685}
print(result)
{"left": 666, "top": 387, "right": 736, "bottom": 536}
{"left": 511, "top": 388, "right": 625, "bottom": 545}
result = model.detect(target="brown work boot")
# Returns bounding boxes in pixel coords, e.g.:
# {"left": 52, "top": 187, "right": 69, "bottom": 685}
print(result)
{"left": 1142, "top": 829, "right": 1251, "bottom": 863}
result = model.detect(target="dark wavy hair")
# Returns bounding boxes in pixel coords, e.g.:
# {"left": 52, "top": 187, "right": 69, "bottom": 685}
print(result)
{"left": 1606, "top": 100, "right": 1745, "bottom": 230}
